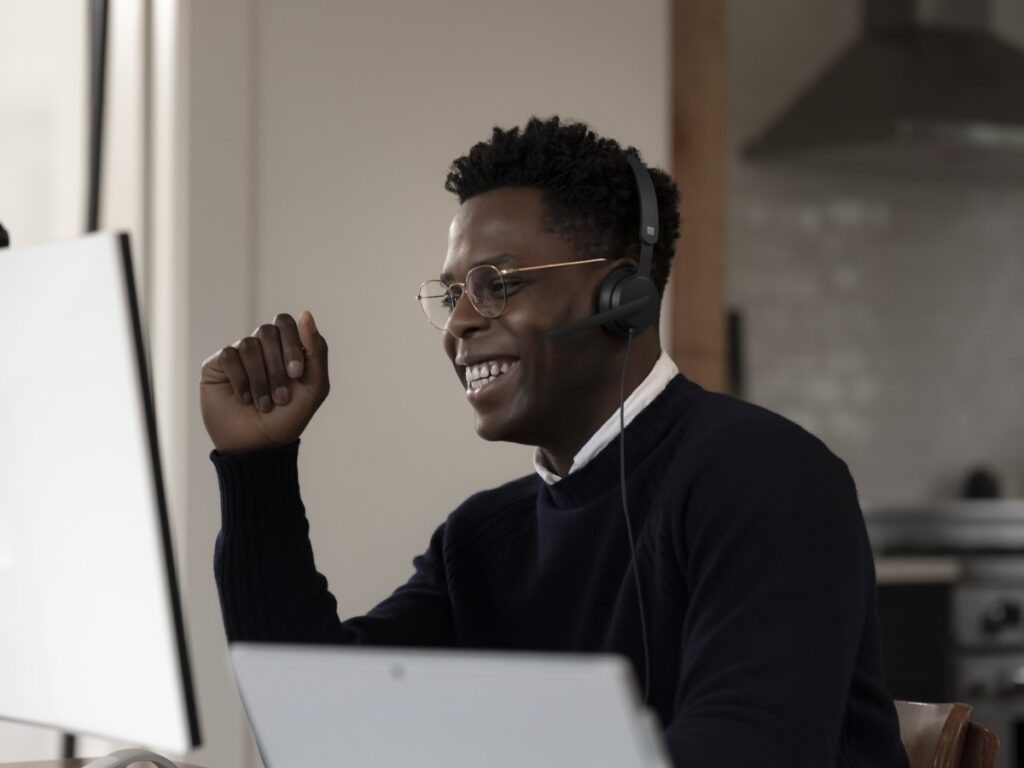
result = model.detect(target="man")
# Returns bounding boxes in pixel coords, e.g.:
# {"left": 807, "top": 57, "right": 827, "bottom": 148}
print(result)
{"left": 200, "top": 117, "right": 908, "bottom": 767}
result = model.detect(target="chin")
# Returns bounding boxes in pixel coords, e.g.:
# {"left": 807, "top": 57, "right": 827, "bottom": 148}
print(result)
{"left": 472, "top": 411, "right": 536, "bottom": 446}
{"left": 473, "top": 413, "right": 514, "bottom": 443}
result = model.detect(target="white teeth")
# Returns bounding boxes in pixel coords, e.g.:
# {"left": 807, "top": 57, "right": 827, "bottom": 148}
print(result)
{"left": 464, "top": 359, "right": 519, "bottom": 392}
{"left": 465, "top": 359, "right": 517, "bottom": 382}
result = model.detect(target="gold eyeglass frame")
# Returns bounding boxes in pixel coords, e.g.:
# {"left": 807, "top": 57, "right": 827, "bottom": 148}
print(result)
{"left": 416, "top": 257, "right": 610, "bottom": 330}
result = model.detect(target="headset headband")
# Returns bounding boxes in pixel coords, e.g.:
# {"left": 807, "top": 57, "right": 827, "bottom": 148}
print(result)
{"left": 624, "top": 154, "right": 658, "bottom": 279}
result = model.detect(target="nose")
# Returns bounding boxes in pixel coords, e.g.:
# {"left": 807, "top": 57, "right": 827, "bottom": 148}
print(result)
{"left": 444, "top": 289, "right": 490, "bottom": 339}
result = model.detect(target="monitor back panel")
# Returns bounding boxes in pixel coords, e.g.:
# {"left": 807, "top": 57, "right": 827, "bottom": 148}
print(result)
{"left": 0, "top": 233, "right": 196, "bottom": 752}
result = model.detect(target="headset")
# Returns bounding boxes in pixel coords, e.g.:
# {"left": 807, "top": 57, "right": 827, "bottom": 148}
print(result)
{"left": 547, "top": 152, "right": 660, "bottom": 706}
{"left": 547, "top": 153, "right": 661, "bottom": 341}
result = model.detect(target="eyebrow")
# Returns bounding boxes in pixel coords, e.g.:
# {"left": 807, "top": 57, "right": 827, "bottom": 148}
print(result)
{"left": 439, "top": 253, "right": 518, "bottom": 283}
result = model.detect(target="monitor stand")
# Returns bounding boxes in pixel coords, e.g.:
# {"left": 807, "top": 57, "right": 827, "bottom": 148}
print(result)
{"left": 82, "top": 748, "right": 179, "bottom": 768}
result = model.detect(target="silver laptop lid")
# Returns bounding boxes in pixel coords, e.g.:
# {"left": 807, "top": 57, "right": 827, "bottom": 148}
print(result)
{"left": 230, "top": 643, "right": 669, "bottom": 768}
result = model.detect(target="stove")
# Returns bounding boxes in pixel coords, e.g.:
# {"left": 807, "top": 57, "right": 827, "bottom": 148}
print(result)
{"left": 867, "top": 501, "right": 1024, "bottom": 768}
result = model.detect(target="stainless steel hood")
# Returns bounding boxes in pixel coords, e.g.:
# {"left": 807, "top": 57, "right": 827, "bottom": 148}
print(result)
{"left": 743, "top": 0, "right": 1024, "bottom": 179}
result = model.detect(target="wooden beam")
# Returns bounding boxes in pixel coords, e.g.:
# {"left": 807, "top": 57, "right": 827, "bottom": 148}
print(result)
{"left": 671, "top": 0, "right": 728, "bottom": 392}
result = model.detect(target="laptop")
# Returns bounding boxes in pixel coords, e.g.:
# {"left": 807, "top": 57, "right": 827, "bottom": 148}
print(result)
{"left": 230, "top": 643, "right": 671, "bottom": 768}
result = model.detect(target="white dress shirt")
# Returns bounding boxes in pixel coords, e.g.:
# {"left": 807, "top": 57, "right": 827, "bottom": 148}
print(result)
{"left": 533, "top": 349, "right": 680, "bottom": 485}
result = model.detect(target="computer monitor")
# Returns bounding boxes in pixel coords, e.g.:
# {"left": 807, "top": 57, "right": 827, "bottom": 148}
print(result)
{"left": 0, "top": 232, "right": 201, "bottom": 753}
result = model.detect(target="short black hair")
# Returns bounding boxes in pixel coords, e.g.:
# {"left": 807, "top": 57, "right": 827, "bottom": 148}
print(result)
{"left": 444, "top": 116, "right": 681, "bottom": 296}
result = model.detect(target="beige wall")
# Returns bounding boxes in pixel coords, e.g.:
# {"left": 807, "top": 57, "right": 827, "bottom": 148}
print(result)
{"left": 1, "top": 0, "right": 670, "bottom": 764}
{"left": 0, "top": 1, "right": 670, "bottom": 763}
{"left": 0, "top": 0, "right": 87, "bottom": 250}
{"left": 0, "top": 0, "right": 111, "bottom": 761}
{"left": 170, "top": 1, "right": 671, "bottom": 766}
{"left": 252, "top": 0, "right": 672, "bottom": 617}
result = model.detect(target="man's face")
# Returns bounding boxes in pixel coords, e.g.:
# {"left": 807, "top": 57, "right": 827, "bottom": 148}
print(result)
{"left": 441, "top": 187, "right": 621, "bottom": 448}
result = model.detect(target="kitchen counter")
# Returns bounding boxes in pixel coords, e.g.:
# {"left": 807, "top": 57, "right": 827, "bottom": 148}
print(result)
{"left": 874, "top": 555, "right": 963, "bottom": 584}
{"left": 865, "top": 500, "right": 1024, "bottom": 556}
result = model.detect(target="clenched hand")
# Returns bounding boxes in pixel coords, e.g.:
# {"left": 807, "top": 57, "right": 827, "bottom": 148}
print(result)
{"left": 199, "top": 310, "right": 329, "bottom": 454}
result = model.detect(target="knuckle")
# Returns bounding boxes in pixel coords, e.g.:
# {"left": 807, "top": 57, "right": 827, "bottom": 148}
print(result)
{"left": 274, "top": 312, "right": 296, "bottom": 326}
{"left": 237, "top": 336, "right": 260, "bottom": 353}
{"left": 256, "top": 323, "right": 279, "bottom": 338}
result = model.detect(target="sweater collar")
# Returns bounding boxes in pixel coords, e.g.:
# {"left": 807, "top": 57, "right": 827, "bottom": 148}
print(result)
{"left": 542, "top": 372, "right": 699, "bottom": 509}
{"left": 533, "top": 350, "right": 680, "bottom": 485}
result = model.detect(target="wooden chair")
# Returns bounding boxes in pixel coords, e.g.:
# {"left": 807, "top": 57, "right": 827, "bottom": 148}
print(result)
{"left": 895, "top": 700, "right": 999, "bottom": 768}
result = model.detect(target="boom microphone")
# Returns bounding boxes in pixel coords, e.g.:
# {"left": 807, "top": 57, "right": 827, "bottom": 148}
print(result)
{"left": 548, "top": 296, "right": 653, "bottom": 342}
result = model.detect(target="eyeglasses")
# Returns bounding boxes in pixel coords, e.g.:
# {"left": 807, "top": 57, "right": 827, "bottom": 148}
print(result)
{"left": 416, "top": 258, "right": 609, "bottom": 330}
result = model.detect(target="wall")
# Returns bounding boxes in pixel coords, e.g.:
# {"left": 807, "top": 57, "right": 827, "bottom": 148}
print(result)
{"left": 0, "top": 1, "right": 113, "bottom": 761}
{"left": 0, "top": 1, "right": 86, "bottom": 248}
{"left": 250, "top": 0, "right": 671, "bottom": 620}
{"left": 728, "top": 0, "right": 1024, "bottom": 507}
{"left": 172, "top": 1, "right": 671, "bottom": 765}
{"left": 0, "top": 1, "right": 670, "bottom": 764}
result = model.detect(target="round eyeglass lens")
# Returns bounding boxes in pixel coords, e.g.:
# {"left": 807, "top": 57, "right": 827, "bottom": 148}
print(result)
{"left": 417, "top": 280, "right": 453, "bottom": 329}
{"left": 465, "top": 264, "right": 506, "bottom": 319}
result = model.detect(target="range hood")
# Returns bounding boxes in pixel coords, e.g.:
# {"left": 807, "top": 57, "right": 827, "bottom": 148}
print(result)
{"left": 744, "top": 0, "right": 1024, "bottom": 179}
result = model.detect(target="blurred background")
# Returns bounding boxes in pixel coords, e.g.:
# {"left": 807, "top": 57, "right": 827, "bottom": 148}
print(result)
{"left": 1, "top": 1, "right": 1022, "bottom": 766}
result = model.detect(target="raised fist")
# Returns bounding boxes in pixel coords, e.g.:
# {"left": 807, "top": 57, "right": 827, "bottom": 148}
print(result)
{"left": 199, "top": 310, "right": 329, "bottom": 454}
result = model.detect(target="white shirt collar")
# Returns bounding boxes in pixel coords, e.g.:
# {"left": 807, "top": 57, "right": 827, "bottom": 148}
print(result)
{"left": 533, "top": 349, "right": 679, "bottom": 485}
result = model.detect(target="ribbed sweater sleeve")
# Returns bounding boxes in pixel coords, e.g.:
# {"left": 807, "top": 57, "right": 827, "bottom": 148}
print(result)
{"left": 211, "top": 439, "right": 455, "bottom": 647}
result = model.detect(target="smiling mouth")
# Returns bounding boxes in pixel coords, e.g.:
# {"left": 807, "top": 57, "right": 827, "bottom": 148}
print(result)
{"left": 464, "top": 358, "right": 519, "bottom": 396}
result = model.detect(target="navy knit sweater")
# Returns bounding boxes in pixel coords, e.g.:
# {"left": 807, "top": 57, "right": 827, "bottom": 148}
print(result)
{"left": 212, "top": 374, "right": 908, "bottom": 768}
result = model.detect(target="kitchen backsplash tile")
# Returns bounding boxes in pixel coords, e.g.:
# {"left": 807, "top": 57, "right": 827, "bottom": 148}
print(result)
{"left": 729, "top": 0, "right": 1024, "bottom": 506}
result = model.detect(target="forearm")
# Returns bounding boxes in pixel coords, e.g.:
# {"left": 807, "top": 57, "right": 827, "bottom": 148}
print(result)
{"left": 210, "top": 440, "right": 457, "bottom": 648}
{"left": 211, "top": 440, "right": 362, "bottom": 644}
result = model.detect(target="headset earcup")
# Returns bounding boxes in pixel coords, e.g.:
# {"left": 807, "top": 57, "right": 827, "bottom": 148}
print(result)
{"left": 596, "top": 268, "right": 661, "bottom": 338}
